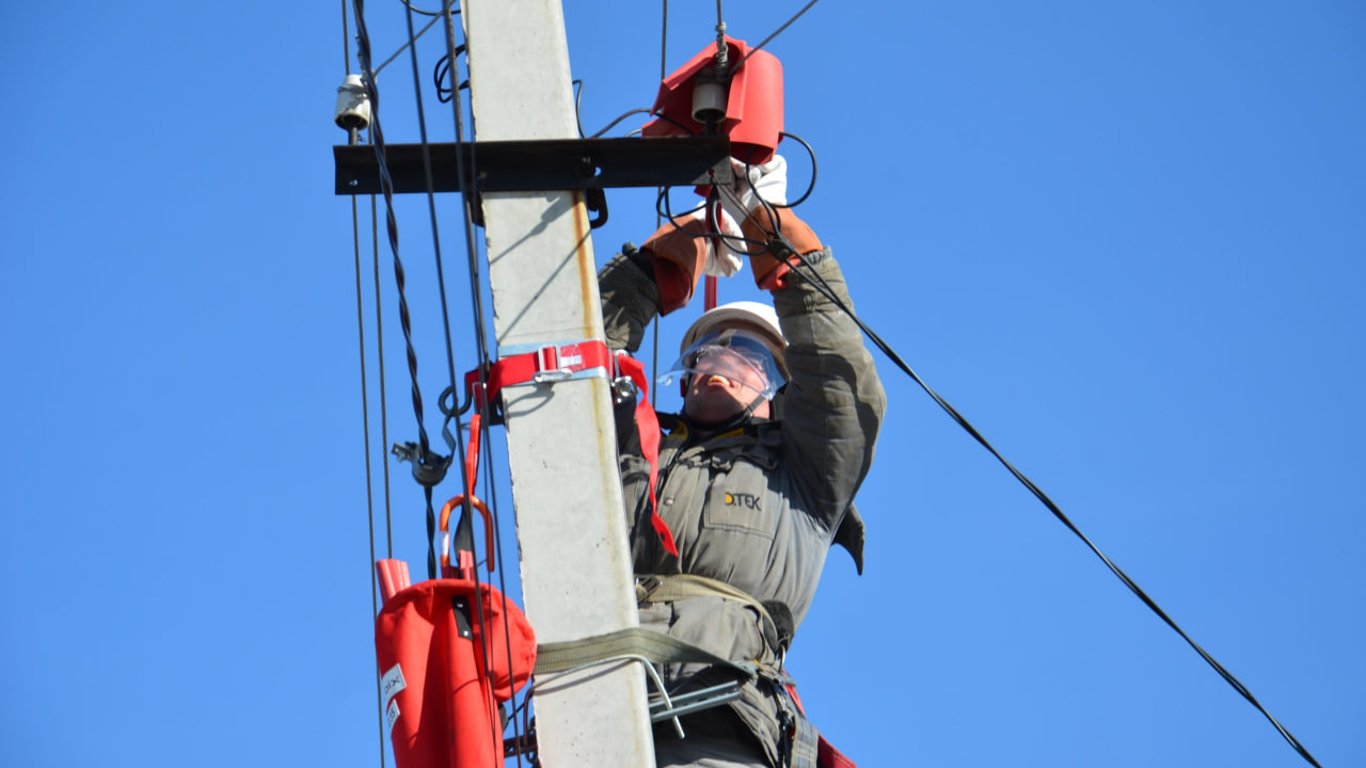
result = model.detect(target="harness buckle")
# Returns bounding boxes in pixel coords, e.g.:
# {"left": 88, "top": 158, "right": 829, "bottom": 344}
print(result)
{"left": 531, "top": 343, "right": 576, "bottom": 384}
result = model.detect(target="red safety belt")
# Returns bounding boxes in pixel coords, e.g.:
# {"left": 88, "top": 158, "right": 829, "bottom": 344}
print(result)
{"left": 375, "top": 560, "right": 536, "bottom": 768}
{"left": 462, "top": 342, "right": 678, "bottom": 557}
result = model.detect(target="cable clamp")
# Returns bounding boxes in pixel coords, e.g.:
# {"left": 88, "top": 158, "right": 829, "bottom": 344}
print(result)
{"left": 391, "top": 442, "right": 450, "bottom": 488}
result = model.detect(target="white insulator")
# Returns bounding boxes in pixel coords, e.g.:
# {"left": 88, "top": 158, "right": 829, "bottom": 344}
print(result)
{"left": 335, "top": 74, "right": 372, "bottom": 131}
{"left": 691, "top": 78, "right": 727, "bottom": 125}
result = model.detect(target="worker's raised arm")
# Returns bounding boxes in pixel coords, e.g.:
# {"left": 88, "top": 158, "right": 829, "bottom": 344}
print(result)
{"left": 773, "top": 240, "right": 885, "bottom": 523}
{"left": 745, "top": 205, "right": 886, "bottom": 528}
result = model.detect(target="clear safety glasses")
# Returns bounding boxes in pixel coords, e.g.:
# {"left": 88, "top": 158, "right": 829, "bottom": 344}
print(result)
{"left": 657, "top": 330, "right": 785, "bottom": 399}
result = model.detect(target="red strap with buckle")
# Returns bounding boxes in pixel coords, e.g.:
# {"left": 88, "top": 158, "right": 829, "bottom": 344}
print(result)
{"left": 462, "top": 343, "right": 679, "bottom": 558}
{"left": 464, "top": 340, "right": 615, "bottom": 411}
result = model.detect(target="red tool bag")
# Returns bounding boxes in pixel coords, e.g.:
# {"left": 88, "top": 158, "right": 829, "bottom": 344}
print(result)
{"left": 375, "top": 564, "right": 536, "bottom": 768}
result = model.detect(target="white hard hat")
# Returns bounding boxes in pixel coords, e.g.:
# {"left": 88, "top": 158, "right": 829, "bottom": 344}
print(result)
{"left": 679, "top": 301, "right": 787, "bottom": 378}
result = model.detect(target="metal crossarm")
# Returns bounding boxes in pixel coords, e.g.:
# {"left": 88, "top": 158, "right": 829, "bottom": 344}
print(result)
{"left": 334, "top": 136, "right": 733, "bottom": 195}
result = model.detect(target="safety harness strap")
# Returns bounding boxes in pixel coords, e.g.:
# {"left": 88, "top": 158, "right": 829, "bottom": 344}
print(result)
{"left": 534, "top": 626, "right": 757, "bottom": 678}
{"left": 462, "top": 341, "right": 679, "bottom": 557}
{"left": 614, "top": 353, "right": 679, "bottom": 556}
{"left": 464, "top": 339, "right": 615, "bottom": 409}
{"left": 637, "top": 573, "right": 783, "bottom": 658}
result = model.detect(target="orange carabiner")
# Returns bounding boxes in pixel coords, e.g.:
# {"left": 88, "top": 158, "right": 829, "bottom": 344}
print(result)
{"left": 439, "top": 493, "right": 496, "bottom": 577}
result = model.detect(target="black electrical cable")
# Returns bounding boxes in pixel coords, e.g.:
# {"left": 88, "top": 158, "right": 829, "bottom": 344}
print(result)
{"left": 434, "top": 6, "right": 531, "bottom": 761}
{"left": 398, "top": 0, "right": 457, "bottom": 18}
{"left": 351, "top": 0, "right": 450, "bottom": 584}
{"left": 772, "top": 131, "right": 816, "bottom": 208}
{"left": 779, "top": 250, "right": 1323, "bottom": 768}
{"left": 433, "top": 48, "right": 468, "bottom": 103}
{"left": 399, "top": 8, "right": 514, "bottom": 752}
{"left": 589, "top": 107, "right": 656, "bottom": 139}
{"left": 400, "top": 0, "right": 462, "bottom": 426}
{"left": 573, "top": 79, "right": 586, "bottom": 138}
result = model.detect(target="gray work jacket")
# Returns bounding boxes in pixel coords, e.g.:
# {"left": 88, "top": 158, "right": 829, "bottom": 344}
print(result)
{"left": 599, "top": 248, "right": 886, "bottom": 766}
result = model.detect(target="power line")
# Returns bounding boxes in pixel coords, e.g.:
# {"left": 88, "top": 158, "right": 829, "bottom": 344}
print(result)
{"left": 780, "top": 250, "right": 1324, "bottom": 768}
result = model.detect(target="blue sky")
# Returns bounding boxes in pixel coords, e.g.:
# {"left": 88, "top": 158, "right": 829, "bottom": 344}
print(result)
{"left": 3, "top": 1, "right": 1363, "bottom": 766}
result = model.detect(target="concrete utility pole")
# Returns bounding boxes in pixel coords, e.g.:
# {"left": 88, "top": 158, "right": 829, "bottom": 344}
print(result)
{"left": 460, "top": 2, "right": 657, "bottom": 766}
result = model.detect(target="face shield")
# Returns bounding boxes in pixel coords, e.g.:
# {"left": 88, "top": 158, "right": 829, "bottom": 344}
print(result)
{"left": 658, "top": 329, "right": 785, "bottom": 400}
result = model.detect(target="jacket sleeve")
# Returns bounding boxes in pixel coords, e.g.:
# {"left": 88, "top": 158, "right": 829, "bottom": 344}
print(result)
{"left": 598, "top": 246, "right": 661, "bottom": 354}
{"left": 772, "top": 248, "right": 886, "bottom": 529}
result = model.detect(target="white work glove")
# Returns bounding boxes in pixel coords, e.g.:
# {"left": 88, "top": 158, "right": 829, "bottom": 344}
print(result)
{"left": 685, "top": 199, "right": 745, "bottom": 277}
{"left": 718, "top": 155, "right": 789, "bottom": 226}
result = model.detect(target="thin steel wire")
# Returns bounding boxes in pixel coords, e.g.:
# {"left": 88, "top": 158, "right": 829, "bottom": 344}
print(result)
{"left": 342, "top": 5, "right": 386, "bottom": 766}
{"left": 652, "top": 0, "right": 669, "bottom": 406}
{"left": 399, "top": 0, "right": 461, "bottom": 423}
{"left": 370, "top": 187, "right": 395, "bottom": 556}
{"left": 374, "top": 12, "right": 443, "bottom": 76}
{"left": 734, "top": 0, "right": 821, "bottom": 69}
{"left": 342, "top": 0, "right": 353, "bottom": 75}
{"left": 351, "top": 201, "right": 378, "bottom": 581}
{"left": 353, "top": 186, "right": 388, "bottom": 768}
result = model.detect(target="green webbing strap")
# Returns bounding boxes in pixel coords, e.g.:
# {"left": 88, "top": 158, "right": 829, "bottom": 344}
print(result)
{"left": 637, "top": 574, "right": 781, "bottom": 654}
{"left": 534, "top": 627, "right": 758, "bottom": 678}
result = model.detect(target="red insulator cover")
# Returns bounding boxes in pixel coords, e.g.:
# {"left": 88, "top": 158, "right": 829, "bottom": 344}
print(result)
{"left": 643, "top": 35, "right": 784, "bottom": 165}
{"left": 375, "top": 576, "right": 536, "bottom": 768}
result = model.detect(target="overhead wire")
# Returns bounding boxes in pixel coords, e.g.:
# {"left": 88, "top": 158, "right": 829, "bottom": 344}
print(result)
{"left": 341, "top": 2, "right": 388, "bottom": 765}
{"left": 351, "top": 0, "right": 450, "bottom": 588}
{"left": 370, "top": 194, "right": 396, "bottom": 554}
{"left": 344, "top": 0, "right": 1319, "bottom": 762}
{"left": 692, "top": 139, "right": 1322, "bottom": 764}
{"left": 433, "top": 3, "right": 531, "bottom": 761}
{"left": 734, "top": 0, "right": 821, "bottom": 69}
{"left": 767, "top": 220, "right": 1323, "bottom": 768}
{"left": 373, "top": 12, "right": 443, "bottom": 77}
{"left": 397, "top": 0, "right": 456, "bottom": 18}
{"left": 398, "top": 5, "right": 518, "bottom": 755}
{"left": 433, "top": 48, "right": 468, "bottom": 103}
{"left": 397, "top": 0, "right": 467, "bottom": 503}
{"left": 653, "top": 0, "right": 669, "bottom": 405}
{"left": 356, "top": 0, "right": 528, "bottom": 756}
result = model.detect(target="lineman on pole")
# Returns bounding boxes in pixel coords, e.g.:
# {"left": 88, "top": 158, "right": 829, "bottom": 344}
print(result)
{"left": 598, "top": 156, "right": 886, "bottom": 767}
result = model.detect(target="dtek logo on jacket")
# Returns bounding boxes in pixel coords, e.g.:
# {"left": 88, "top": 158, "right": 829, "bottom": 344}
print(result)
{"left": 723, "top": 492, "right": 762, "bottom": 511}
